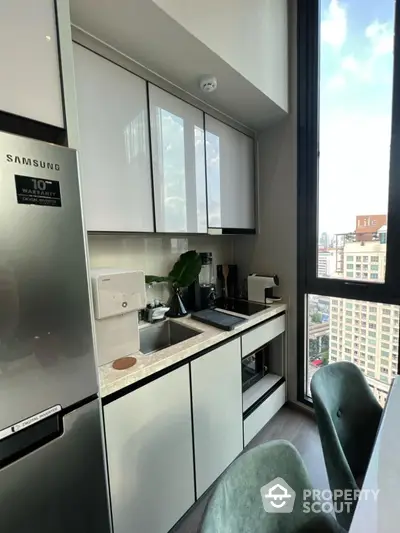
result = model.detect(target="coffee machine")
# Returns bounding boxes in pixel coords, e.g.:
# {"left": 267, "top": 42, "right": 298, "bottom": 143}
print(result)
{"left": 188, "top": 252, "right": 216, "bottom": 311}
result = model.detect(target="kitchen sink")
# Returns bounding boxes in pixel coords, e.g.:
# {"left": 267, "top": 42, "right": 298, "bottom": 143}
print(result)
{"left": 139, "top": 320, "right": 201, "bottom": 355}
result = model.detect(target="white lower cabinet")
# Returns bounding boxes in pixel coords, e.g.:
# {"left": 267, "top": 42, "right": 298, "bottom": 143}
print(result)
{"left": 104, "top": 365, "right": 195, "bottom": 533}
{"left": 190, "top": 338, "right": 243, "bottom": 497}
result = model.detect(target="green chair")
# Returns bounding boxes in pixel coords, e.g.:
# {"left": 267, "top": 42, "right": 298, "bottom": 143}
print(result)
{"left": 198, "top": 440, "right": 344, "bottom": 533}
{"left": 311, "top": 362, "right": 382, "bottom": 530}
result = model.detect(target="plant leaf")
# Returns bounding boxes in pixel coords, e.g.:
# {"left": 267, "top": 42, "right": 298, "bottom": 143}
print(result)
{"left": 145, "top": 275, "right": 171, "bottom": 285}
{"left": 168, "top": 250, "right": 202, "bottom": 288}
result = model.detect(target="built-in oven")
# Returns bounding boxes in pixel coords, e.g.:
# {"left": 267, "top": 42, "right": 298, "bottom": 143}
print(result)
{"left": 242, "top": 347, "right": 269, "bottom": 392}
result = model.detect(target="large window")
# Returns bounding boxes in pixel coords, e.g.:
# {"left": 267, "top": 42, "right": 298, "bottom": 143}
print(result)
{"left": 298, "top": 0, "right": 400, "bottom": 405}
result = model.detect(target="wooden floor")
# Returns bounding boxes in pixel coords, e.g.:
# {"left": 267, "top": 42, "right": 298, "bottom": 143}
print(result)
{"left": 171, "top": 404, "right": 329, "bottom": 533}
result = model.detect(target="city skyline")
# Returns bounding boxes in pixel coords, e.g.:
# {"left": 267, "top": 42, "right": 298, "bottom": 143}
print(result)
{"left": 319, "top": 214, "right": 387, "bottom": 251}
{"left": 310, "top": 223, "right": 396, "bottom": 406}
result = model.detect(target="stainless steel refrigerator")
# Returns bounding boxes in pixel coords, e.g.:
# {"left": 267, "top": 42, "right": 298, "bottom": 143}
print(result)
{"left": 0, "top": 132, "right": 111, "bottom": 533}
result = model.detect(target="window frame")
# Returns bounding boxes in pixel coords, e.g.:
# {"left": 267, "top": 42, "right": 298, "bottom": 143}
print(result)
{"left": 297, "top": 0, "right": 400, "bottom": 403}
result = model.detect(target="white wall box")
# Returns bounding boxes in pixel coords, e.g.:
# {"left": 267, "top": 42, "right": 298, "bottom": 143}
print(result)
{"left": 0, "top": 0, "right": 64, "bottom": 127}
{"left": 191, "top": 338, "right": 243, "bottom": 497}
{"left": 205, "top": 115, "right": 255, "bottom": 231}
{"left": 149, "top": 84, "right": 207, "bottom": 233}
{"left": 74, "top": 44, "right": 154, "bottom": 232}
{"left": 104, "top": 365, "right": 195, "bottom": 533}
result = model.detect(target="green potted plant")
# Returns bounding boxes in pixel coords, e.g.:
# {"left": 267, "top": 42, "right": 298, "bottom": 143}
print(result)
{"left": 145, "top": 250, "right": 202, "bottom": 317}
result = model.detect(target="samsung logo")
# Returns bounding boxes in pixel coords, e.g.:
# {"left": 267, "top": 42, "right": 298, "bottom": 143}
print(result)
{"left": 6, "top": 154, "right": 60, "bottom": 171}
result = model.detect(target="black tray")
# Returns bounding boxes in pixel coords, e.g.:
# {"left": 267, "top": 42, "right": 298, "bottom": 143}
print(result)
{"left": 191, "top": 309, "right": 246, "bottom": 331}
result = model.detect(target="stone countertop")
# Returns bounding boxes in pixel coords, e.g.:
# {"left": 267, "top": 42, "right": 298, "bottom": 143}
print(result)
{"left": 99, "top": 302, "right": 287, "bottom": 399}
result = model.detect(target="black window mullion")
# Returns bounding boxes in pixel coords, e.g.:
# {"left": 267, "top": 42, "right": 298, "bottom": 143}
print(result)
{"left": 297, "top": 0, "right": 319, "bottom": 403}
{"left": 305, "top": 278, "right": 400, "bottom": 306}
{"left": 298, "top": 0, "right": 320, "bottom": 294}
{"left": 385, "top": 0, "right": 400, "bottom": 294}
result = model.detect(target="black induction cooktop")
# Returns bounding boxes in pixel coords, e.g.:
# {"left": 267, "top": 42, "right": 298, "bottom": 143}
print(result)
{"left": 214, "top": 298, "right": 270, "bottom": 316}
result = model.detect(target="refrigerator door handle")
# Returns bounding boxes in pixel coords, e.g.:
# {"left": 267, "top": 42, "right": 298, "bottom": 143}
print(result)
{"left": 0, "top": 414, "right": 62, "bottom": 468}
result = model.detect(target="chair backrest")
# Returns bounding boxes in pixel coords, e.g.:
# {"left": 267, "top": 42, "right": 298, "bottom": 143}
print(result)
{"left": 311, "top": 362, "right": 382, "bottom": 529}
{"left": 199, "top": 440, "right": 342, "bottom": 533}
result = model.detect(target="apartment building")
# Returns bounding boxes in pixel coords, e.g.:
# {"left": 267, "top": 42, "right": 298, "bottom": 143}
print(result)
{"left": 318, "top": 249, "right": 336, "bottom": 278}
{"left": 329, "top": 232, "right": 398, "bottom": 405}
{"left": 342, "top": 241, "right": 386, "bottom": 282}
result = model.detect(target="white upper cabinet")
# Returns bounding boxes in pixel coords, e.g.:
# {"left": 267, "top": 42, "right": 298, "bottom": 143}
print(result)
{"left": 74, "top": 44, "right": 154, "bottom": 232}
{"left": 0, "top": 0, "right": 64, "bottom": 127}
{"left": 149, "top": 84, "right": 207, "bottom": 233}
{"left": 205, "top": 115, "right": 255, "bottom": 231}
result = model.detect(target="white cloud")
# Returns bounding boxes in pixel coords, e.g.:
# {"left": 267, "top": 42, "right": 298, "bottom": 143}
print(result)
{"left": 321, "top": 0, "right": 347, "bottom": 48}
{"left": 341, "top": 55, "right": 358, "bottom": 72}
{"left": 365, "top": 20, "right": 394, "bottom": 56}
{"left": 340, "top": 54, "right": 374, "bottom": 82}
{"left": 327, "top": 73, "right": 346, "bottom": 90}
{"left": 335, "top": 20, "right": 394, "bottom": 85}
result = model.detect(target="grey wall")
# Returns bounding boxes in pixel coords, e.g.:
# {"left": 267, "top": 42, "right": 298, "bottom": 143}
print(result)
{"left": 153, "top": 0, "right": 288, "bottom": 112}
{"left": 233, "top": 2, "right": 298, "bottom": 401}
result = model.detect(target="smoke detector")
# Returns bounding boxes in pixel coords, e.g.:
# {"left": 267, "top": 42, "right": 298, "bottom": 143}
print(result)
{"left": 200, "top": 76, "right": 217, "bottom": 93}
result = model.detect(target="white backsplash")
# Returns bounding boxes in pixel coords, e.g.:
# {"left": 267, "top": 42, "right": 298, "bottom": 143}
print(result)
{"left": 88, "top": 234, "right": 235, "bottom": 305}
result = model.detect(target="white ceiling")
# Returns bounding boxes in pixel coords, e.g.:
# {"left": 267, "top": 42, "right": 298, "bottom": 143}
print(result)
{"left": 69, "top": 0, "right": 286, "bottom": 130}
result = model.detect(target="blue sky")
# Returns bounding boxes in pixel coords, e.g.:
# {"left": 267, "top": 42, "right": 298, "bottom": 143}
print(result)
{"left": 318, "top": 0, "right": 395, "bottom": 235}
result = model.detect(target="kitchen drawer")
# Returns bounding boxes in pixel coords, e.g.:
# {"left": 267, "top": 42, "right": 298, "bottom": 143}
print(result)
{"left": 244, "top": 382, "right": 286, "bottom": 446}
{"left": 242, "top": 315, "right": 285, "bottom": 358}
